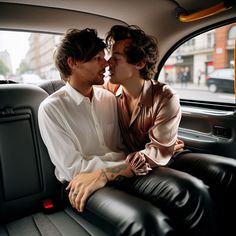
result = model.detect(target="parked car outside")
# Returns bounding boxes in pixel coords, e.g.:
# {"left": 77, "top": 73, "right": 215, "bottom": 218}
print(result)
{"left": 206, "top": 68, "right": 234, "bottom": 93}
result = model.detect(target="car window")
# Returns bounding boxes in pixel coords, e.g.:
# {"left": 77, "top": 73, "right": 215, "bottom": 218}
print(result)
{"left": 0, "top": 26, "right": 235, "bottom": 105}
{"left": 0, "top": 30, "right": 61, "bottom": 85}
{"left": 159, "top": 23, "right": 236, "bottom": 104}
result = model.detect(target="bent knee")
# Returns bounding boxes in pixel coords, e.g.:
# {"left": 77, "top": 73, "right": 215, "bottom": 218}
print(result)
{"left": 152, "top": 167, "right": 209, "bottom": 197}
{"left": 87, "top": 187, "right": 174, "bottom": 236}
{"left": 118, "top": 204, "right": 174, "bottom": 236}
{"left": 149, "top": 168, "right": 211, "bottom": 211}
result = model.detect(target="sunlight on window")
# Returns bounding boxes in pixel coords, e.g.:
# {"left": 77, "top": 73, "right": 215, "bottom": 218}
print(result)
{"left": 0, "top": 30, "right": 61, "bottom": 85}
{"left": 0, "top": 31, "right": 30, "bottom": 74}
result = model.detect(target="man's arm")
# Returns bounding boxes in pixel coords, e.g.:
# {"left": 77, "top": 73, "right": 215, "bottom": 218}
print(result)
{"left": 66, "top": 162, "right": 134, "bottom": 212}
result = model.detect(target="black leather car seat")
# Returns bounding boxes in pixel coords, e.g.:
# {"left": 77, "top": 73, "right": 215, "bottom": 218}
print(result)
{"left": 0, "top": 84, "right": 107, "bottom": 235}
{"left": 39, "top": 79, "right": 65, "bottom": 95}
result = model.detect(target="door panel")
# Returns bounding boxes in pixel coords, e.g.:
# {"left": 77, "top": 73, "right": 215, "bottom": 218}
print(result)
{"left": 178, "top": 105, "right": 236, "bottom": 158}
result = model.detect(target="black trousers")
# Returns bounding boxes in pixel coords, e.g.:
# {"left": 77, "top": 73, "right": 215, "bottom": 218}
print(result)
{"left": 63, "top": 164, "right": 218, "bottom": 236}
{"left": 169, "top": 152, "right": 236, "bottom": 236}
{"left": 62, "top": 180, "right": 175, "bottom": 236}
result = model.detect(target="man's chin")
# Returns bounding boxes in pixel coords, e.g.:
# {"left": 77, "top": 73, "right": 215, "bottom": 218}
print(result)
{"left": 96, "top": 80, "right": 105, "bottom": 85}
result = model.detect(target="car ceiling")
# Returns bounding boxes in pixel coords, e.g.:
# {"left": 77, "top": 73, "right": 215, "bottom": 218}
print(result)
{"left": 0, "top": 0, "right": 236, "bottom": 62}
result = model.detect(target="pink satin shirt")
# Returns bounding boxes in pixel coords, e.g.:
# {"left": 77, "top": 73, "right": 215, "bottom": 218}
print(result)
{"left": 105, "top": 80, "right": 182, "bottom": 175}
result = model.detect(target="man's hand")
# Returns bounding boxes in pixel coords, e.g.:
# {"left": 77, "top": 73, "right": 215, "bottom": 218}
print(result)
{"left": 66, "top": 169, "right": 108, "bottom": 212}
{"left": 174, "top": 139, "right": 185, "bottom": 153}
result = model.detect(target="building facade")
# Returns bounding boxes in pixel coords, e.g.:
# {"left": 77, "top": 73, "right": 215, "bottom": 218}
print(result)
{"left": 161, "top": 23, "right": 236, "bottom": 85}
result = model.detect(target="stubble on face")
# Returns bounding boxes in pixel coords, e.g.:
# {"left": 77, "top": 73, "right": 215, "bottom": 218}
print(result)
{"left": 83, "top": 51, "right": 107, "bottom": 86}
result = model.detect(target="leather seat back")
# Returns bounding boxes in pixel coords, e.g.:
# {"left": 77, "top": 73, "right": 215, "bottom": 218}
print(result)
{"left": 39, "top": 79, "right": 65, "bottom": 95}
{"left": 0, "top": 84, "right": 61, "bottom": 223}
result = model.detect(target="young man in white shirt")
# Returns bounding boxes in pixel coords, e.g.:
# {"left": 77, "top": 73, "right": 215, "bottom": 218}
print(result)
{"left": 38, "top": 28, "right": 216, "bottom": 236}
{"left": 38, "top": 28, "right": 135, "bottom": 208}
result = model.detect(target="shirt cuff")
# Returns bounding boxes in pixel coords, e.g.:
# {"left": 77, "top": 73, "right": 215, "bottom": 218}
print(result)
{"left": 126, "top": 151, "right": 152, "bottom": 176}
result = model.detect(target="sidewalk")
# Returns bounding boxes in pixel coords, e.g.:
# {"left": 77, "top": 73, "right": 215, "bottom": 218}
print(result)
{"left": 170, "top": 82, "right": 208, "bottom": 91}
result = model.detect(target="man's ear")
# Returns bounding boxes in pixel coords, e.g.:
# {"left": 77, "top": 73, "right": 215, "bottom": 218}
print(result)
{"left": 135, "top": 60, "right": 146, "bottom": 70}
{"left": 67, "top": 57, "right": 77, "bottom": 69}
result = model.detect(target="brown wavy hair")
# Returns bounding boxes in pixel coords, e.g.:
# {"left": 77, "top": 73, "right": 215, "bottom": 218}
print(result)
{"left": 106, "top": 25, "right": 159, "bottom": 80}
{"left": 54, "top": 28, "right": 106, "bottom": 80}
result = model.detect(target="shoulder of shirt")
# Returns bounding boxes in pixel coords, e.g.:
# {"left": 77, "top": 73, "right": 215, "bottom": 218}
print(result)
{"left": 151, "top": 80, "right": 177, "bottom": 99}
{"left": 39, "top": 86, "right": 67, "bottom": 109}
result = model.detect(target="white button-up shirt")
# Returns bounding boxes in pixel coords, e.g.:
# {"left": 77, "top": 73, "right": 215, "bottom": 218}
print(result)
{"left": 38, "top": 82, "right": 126, "bottom": 182}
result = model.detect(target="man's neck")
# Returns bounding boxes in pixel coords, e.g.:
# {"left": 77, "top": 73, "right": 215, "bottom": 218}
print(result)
{"left": 68, "top": 79, "right": 93, "bottom": 100}
{"left": 123, "top": 77, "right": 144, "bottom": 100}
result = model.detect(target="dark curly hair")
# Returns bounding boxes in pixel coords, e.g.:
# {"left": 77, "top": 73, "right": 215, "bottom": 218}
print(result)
{"left": 54, "top": 28, "right": 106, "bottom": 80}
{"left": 106, "top": 25, "right": 159, "bottom": 80}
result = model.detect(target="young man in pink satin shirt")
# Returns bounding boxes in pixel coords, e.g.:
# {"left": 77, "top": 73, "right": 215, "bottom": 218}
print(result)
{"left": 105, "top": 24, "right": 236, "bottom": 236}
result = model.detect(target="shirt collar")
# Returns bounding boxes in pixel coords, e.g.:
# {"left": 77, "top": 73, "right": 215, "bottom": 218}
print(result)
{"left": 116, "top": 80, "right": 153, "bottom": 107}
{"left": 65, "top": 82, "right": 87, "bottom": 105}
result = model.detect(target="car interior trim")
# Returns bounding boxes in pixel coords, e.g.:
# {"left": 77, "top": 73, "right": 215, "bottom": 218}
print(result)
{"left": 0, "top": 3, "right": 126, "bottom": 36}
{"left": 178, "top": 2, "right": 232, "bottom": 23}
{"left": 181, "top": 106, "right": 235, "bottom": 117}
{"left": 234, "top": 38, "right": 236, "bottom": 100}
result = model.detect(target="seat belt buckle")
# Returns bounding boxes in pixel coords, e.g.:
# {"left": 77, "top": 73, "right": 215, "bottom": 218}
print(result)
{"left": 42, "top": 198, "right": 60, "bottom": 214}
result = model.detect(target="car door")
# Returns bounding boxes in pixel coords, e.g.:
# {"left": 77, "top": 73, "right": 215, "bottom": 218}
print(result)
{"left": 159, "top": 22, "right": 236, "bottom": 159}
